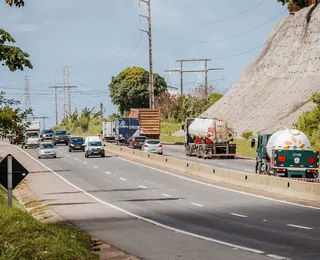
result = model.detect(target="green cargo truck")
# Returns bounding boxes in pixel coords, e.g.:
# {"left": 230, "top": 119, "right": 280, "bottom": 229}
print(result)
{"left": 251, "top": 130, "right": 319, "bottom": 179}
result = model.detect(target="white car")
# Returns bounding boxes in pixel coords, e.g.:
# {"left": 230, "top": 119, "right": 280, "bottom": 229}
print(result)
{"left": 141, "top": 139, "right": 163, "bottom": 155}
{"left": 25, "top": 131, "right": 40, "bottom": 149}
{"left": 37, "top": 142, "right": 57, "bottom": 159}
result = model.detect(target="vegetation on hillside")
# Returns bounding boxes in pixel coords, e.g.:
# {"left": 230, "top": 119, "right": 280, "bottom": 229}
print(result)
{"left": 109, "top": 67, "right": 168, "bottom": 114}
{"left": 0, "top": 186, "right": 98, "bottom": 260}
{"left": 295, "top": 92, "right": 320, "bottom": 149}
{"left": 277, "top": 0, "right": 316, "bottom": 9}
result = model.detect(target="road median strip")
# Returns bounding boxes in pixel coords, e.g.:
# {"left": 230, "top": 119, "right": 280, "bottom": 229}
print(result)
{"left": 105, "top": 143, "right": 320, "bottom": 204}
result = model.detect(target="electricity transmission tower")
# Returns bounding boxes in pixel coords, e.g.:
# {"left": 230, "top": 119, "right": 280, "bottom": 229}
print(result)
{"left": 139, "top": 0, "right": 154, "bottom": 109}
{"left": 49, "top": 67, "right": 77, "bottom": 124}
{"left": 165, "top": 59, "right": 224, "bottom": 97}
{"left": 24, "top": 76, "right": 31, "bottom": 111}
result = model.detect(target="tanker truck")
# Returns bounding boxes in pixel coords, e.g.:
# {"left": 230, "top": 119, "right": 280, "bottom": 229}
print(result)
{"left": 250, "top": 129, "right": 319, "bottom": 178}
{"left": 182, "top": 117, "right": 237, "bottom": 159}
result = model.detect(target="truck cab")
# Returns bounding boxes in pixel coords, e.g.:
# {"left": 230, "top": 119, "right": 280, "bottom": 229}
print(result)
{"left": 251, "top": 134, "right": 272, "bottom": 174}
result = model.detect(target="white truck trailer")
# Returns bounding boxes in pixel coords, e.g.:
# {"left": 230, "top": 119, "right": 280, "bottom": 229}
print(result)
{"left": 102, "top": 121, "right": 115, "bottom": 142}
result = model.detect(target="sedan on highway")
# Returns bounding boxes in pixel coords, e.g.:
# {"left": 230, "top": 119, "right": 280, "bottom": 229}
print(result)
{"left": 141, "top": 139, "right": 163, "bottom": 155}
{"left": 68, "top": 136, "right": 85, "bottom": 152}
{"left": 129, "top": 136, "right": 147, "bottom": 149}
{"left": 37, "top": 142, "right": 57, "bottom": 159}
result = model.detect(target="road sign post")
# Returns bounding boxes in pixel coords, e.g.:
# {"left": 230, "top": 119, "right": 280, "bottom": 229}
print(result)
{"left": 7, "top": 155, "right": 12, "bottom": 207}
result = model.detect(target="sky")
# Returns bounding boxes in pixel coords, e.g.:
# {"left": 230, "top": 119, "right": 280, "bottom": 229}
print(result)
{"left": 0, "top": 0, "right": 288, "bottom": 129}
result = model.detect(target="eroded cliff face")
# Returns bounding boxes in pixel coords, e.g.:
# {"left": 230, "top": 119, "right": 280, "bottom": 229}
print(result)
{"left": 201, "top": 5, "right": 320, "bottom": 135}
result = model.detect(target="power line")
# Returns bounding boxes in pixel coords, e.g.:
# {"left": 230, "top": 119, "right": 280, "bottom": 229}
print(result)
{"left": 197, "top": 0, "right": 267, "bottom": 26}
{"left": 155, "top": 10, "right": 286, "bottom": 44}
{"left": 92, "top": 24, "right": 140, "bottom": 78}
{"left": 165, "top": 59, "right": 224, "bottom": 97}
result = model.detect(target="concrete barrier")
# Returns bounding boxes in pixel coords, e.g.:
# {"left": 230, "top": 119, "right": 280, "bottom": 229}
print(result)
{"left": 105, "top": 143, "right": 320, "bottom": 202}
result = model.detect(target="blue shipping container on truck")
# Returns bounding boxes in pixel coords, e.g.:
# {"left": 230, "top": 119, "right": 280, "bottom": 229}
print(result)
{"left": 115, "top": 118, "right": 139, "bottom": 139}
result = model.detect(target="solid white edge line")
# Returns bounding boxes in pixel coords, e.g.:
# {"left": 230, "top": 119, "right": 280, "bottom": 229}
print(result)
{"left": 230, "top": 213, "right": 248, "bottom": 218}
{"left": 13, "top": 144, "right": 266, "bottom": 255}
{"left": 266, "top": 254, "right": 291, "bottom": 260}
{"left": 106, "top": 152, "right": 320, "bottom": 210}
{"left": 286, "top": 224, "right": 313, "bottom": 230}
{"left": 161, "top": 193, "right": 171, "bottom": 197}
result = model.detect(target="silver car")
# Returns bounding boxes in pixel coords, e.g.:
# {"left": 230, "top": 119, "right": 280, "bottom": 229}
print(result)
{"left": 141, "top": 139, "right": 163, "bottom": 155}
{"left": 37, "top": 142, "right": 57, "bottom": 159}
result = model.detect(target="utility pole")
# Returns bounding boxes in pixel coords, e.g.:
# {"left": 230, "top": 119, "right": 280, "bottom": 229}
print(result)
{"left": 100, "top": 102, "right": 103, "bottom": 120}
{"left": 32, "top": 116, "right": 49, "bottom": 129}
{"left": 139, "top": 0, "right": 154, "bottom": 109}
{"left": 24, "top": 76, "right": 31, "bottom": 111}
{"left": 165, "top": 59, "right": 224, "bottom": 98}
{"left": 49, "top": 85, "right": 77, "bottom": 124}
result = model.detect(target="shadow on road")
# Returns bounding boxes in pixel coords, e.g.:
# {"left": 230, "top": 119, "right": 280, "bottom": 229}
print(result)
{"left": 116, "top": 197, "right": 185, "bottom": 202}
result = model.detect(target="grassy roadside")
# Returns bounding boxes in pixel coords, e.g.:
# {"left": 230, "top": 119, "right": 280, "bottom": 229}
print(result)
{"left": 0, "top": 185, "right": 98, "bottom": 260}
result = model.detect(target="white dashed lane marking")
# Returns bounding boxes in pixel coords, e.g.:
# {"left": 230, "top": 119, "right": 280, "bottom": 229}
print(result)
{"left": 161, "top": 193, "right": 171, "bottom": 197}
{"left": 120, "top": 178, "right": 127, "bottom": 181}
{"left": 139, "top": 185, "right": 147, "bottom": 189}
{"left": 230, "top": 213, "right": 248, "bottom": 218}
{"left": 191, "top": 203, "right": 204, "bottom": 207}
{"left": 93, "top": 166, "right": 98, "bottom": 169}
{"left": 286, "top": 224, "right": 313, "bottom": 230}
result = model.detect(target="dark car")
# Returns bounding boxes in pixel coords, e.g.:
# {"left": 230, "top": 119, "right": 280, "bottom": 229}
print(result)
{"left": 54, "top": 130, "right": 69, "bottom": 145}
{"left": 129, "top": 136, "right": 147, "bottom": 149}
{"left": 68, "top": 136, "right": 85, "bottom": 152}
{"left": 40, "top": 129, "right": 54, "bottom": 141}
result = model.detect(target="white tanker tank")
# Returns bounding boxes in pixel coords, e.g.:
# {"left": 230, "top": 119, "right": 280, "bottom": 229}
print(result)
{"left": 188, "top": 118, "right": 235, "bottom": 143}
{"left": 266, "top": 129, "right": 311, "bottom": 159}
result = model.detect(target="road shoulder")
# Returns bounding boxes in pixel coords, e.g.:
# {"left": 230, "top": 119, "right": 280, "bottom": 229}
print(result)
{"left": 1, "top": 143, "right": 139, "bottom": 260}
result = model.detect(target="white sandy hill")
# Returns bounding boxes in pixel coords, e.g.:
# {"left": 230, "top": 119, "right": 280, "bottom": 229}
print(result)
{"left": 196, "top": 5, "right": 320, "bottom": 136}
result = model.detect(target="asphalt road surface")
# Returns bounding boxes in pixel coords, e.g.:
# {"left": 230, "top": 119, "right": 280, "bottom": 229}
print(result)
{"left": 24, "top": 145, "right": 320, "bottom": 260}
{"left": 163, "top": 145, "right": 256, "bottom": 173}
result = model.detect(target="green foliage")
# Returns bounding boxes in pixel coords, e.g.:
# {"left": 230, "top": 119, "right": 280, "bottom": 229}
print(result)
{"left": 277, "top": 0, "right": 311, "bottom": 8}
{"left": 0, "top": 186, "right": 98, "bottom": 260}
{"left": 107, "top": 113, "right": 120, "bottom": 121}
{"left": 295, "top": 92, "right": 320, "bottom": 149}
{"left": 241, "top": 130, "right": 253, "bottom": 140}
{"left": 156, "top": 86, "right": 223, "bottom": 123}
{"left": 5, "top": 0, "right": 25, "bottom": 7}
{"left": 108, "top": 67, "right": 168, "bottom": 114}
{"left": 1, "top": 0, "right": 33, "bottom": 72}
{"left": 0, "top": 92, "right": 32, "bottom": 138}
{"left": 55, "top": 107, "right": 102, "bottom": 135}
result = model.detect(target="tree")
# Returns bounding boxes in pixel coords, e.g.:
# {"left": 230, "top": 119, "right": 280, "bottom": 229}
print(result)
{"left": 108, "top": 67, "right": 168, "bottom": 114}
{"left": 1, "top": 0, "right": 33, "bottom": 72}
{"left": 0, "top": 92, "right": 32, "bottom": 139}
{"left": 295, "top": 92, "right": 320, "bottom": 149}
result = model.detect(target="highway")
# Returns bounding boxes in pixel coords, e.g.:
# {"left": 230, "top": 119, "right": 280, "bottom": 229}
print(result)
{"left": 24, "top": 145, "right": 320, "bottom": 260}
{"left": 163, "top": 144, "right": 256, "bottom": 173}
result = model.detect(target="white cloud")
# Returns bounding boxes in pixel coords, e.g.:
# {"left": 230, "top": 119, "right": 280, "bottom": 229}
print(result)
{"left": 15, "top": 23, "right": 40, "bottom": 32}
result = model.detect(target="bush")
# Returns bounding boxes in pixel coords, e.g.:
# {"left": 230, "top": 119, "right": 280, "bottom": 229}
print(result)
{"left": 241, "top": 130, "right": 253, "bottom": 140}
{"left": 295, "top": 92, "right": 320, "bottom": 150}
